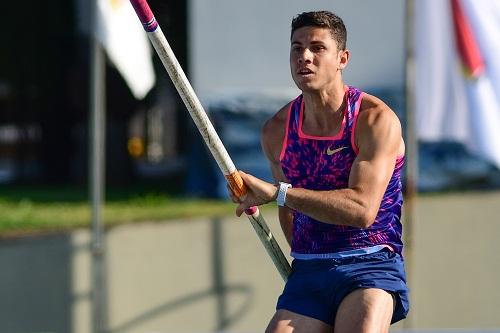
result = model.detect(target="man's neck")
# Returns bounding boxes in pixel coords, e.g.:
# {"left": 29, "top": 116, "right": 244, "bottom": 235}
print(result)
{"left": 301, "top": 81, "right": 347, "bottom": 133}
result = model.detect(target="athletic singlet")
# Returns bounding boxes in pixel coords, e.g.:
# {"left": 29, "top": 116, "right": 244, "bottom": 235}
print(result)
{"left": 280, "top": 86, "right": 404, "bottom": 258}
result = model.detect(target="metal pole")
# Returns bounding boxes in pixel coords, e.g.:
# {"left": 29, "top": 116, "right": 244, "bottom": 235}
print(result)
{"left": 404, "top": 0, "right": 418, "bottom": 329}
{"left": 89, "top": 0, "right": 107, "bottom": 331}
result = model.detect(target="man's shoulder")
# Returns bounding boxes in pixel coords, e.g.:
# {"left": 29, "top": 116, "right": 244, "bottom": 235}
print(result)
{"left": 360, "top": 92, "right": 390, "bottom": 113}
{"left": 261, "top": 100, "right": 294, "bottom": 162}
{"left": 262, "top": 100, "right": 294, "bottom": 137}
{"left": 355, "top": 92, "right": 405, "bottom": 156}
{"left": 358, "top": 92, "right": 401, "bottom": 126}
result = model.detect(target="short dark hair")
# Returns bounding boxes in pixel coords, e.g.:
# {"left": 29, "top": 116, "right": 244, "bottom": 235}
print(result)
{"left": 291, "top": 11, "right": 347, "bottom": 51}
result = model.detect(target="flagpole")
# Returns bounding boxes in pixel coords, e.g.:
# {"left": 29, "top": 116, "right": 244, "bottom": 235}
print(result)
{"left": 404, "top": 0, "right": 417, "bottom": 329}
{"left": 89, "top": 0, "right": 107, "bottom": 332}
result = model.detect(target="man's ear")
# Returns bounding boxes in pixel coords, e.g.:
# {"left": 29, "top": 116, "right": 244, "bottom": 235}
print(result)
{"left": 339, "top": 49, "right": 350, "bottom": 70}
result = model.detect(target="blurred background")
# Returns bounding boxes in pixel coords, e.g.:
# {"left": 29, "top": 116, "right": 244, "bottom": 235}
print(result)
{"left": 0, "top": 0, "right": 499, "bottom": 332}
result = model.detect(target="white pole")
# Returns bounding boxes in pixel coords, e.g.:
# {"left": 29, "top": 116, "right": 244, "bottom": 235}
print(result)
{"left": 128, "top": 0, "right": 291, "bottom": 281}
{"left": 89, "top": 0, "right": 107, "bottom": 331}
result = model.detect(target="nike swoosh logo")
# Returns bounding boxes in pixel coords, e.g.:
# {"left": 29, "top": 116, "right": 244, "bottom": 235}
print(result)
{"left": 326, "top": 146, "right": 348, "bottom": 155}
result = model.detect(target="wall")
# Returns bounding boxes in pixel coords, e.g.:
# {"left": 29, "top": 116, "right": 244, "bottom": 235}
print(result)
{"left": 1, "top": 191, "right": 500, "bottom": 332}
{"left": 189, "top": 0, "right": 405, "bottom": 99}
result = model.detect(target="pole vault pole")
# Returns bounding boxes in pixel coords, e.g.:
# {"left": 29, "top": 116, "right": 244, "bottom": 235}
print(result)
{"left": 128, "top": 0, "right": 291, "bottom": 281}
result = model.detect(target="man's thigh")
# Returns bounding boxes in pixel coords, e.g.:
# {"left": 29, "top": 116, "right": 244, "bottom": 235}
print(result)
{"left": 265, "top": 309, "right": 333, "bottom": 333}
{"left": 334, "top": 288, "right": 394, "bottom": 333}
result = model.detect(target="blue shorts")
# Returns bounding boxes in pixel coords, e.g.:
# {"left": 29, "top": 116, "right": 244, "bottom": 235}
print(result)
{"left": 276, "top": 249, "right": 410, "bottom": 326}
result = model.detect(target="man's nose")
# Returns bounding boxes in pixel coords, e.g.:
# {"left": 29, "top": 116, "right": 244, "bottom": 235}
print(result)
{"left": 298, "top": 48, "right": 313, "bottom": 63}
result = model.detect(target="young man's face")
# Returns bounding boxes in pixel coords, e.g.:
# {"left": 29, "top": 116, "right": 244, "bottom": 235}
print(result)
{"left": 290, "top": 26, "right": 349, "bottom": 92}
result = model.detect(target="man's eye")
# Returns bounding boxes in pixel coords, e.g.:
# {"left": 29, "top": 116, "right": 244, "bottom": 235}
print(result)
{"left": 312, "top": 46, "right": 325, "bottom": 52}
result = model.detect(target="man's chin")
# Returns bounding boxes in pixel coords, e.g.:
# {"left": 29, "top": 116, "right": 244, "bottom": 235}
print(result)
{"left": 297, "top": 83, "right": 319, "bottom": 92}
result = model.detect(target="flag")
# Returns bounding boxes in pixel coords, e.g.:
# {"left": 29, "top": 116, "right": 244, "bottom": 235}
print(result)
{"left": 95, "top": 0, "right": 156, "bottom": 100}
{"left": 415, "top": 0, "right": 500, "bottom": 169}
{"left": 450, "top": 0, "right": 484, "bottom": 78}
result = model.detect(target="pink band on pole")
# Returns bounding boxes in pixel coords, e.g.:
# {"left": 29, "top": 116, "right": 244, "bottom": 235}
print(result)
{"left": 129, "top": 0, "right": 158, "bottom": 32}
{"left": 245, "top": 206, "right": 258, "bottom": 215}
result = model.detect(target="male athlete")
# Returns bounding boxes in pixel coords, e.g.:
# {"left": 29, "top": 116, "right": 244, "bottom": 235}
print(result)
{"left": 229, "top": 11, "right": 409, "bottom": 333}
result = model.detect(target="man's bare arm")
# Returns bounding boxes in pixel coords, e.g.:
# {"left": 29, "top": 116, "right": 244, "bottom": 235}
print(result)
{"left": 261, "top": 104, "right": 294, "bottom": 245}
{"left": 237, "top": 97, "right": 404, "bottom": 229}
{"left": 281, "top": 100, "right": 403, "bottom": 228}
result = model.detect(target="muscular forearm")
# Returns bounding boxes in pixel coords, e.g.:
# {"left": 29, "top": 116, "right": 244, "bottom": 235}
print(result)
{"left": 284, "top": 187, "right": 376, "bottom": 228}
{"left": 235, "top": 170, "right": 380, "bottom": 228}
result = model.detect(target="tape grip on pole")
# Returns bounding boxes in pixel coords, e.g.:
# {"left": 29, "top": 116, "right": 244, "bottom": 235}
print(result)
{"left": 129, "top": 0, "right": 158, "bottom": 32}
{"left": 225, "top": 171, "right": 247, "bottom": 199}
{"left": 225, "top": 171, "right": 258, "bottom": 216}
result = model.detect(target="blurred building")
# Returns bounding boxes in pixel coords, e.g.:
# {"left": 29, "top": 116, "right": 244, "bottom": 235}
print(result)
{"left": 1, "top": 0, "right": 498, "bottom": 191}
{"left": 0, "top": 0, "right": 188, "bottom": 186}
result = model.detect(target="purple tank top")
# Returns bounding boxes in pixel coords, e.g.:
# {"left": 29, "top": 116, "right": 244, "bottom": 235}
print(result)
{"left": 280, "top": 86, "right": 404, "bottom": 256}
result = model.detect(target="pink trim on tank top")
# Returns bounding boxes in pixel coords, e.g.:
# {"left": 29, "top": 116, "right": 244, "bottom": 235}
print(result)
{"left": 279, "top": 100, "right": 294, "bottom": 161}
{"left": 298, "top": 97, "right": 347, "bottom": 141}
{"left": 395, "top": 155, "right": 405, "bottom": 167}
{"left": 350, "top": 92, "right": 364, "bottom": 155}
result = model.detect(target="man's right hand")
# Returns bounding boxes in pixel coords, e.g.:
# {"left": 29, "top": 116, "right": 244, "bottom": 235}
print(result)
{"left": 227, "top": 171, "right": 278, "bottom": 217}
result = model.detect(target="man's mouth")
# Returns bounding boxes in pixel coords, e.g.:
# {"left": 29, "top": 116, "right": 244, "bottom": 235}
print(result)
{"left": 298, "top": 68, "right": 314, "bottom": 76}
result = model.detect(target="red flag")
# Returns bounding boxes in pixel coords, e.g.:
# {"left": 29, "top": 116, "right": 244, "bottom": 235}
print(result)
{"left": 451, "top": 0, "right": 485, "bottom": 78}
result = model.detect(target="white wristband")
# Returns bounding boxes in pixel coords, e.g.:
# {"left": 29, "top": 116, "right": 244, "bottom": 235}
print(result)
{"left": 276, "top": 182, "right": 292, "bottom": 207}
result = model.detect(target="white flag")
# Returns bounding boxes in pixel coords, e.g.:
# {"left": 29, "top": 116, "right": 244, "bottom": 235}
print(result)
{"left": 415, "top": 0, "right": 500, "bottom": 169}
{"left": 96, "top": 0, "right": 155, "bottom": 100}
